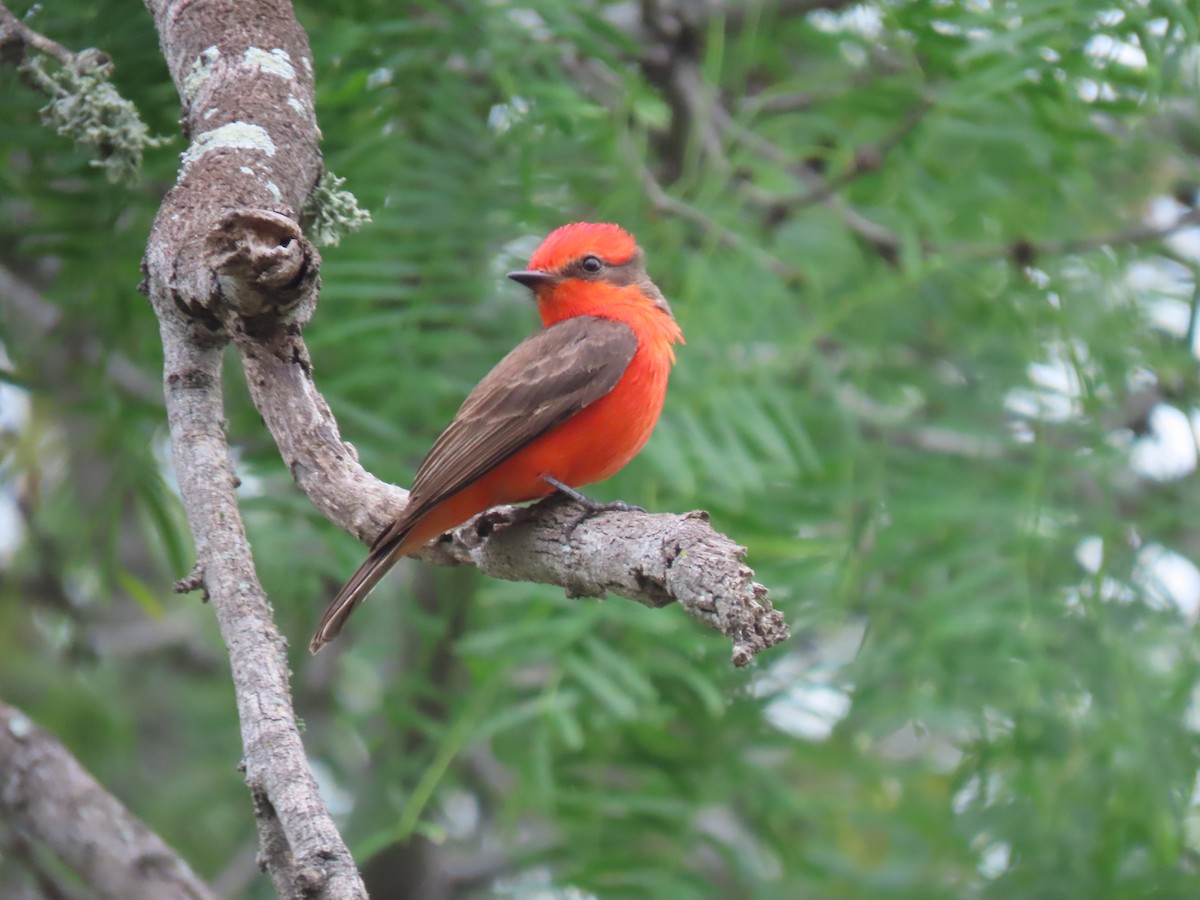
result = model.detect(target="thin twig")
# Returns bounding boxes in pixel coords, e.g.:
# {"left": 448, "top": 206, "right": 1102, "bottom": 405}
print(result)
{"left": 0, "top": 3, "right": 76, "bottom": 67}
{"left": 774, "top": 95, "right": 932, "bottom": 209}
{"left": 634, "top": 153, "right": 804, "bottom": 280}
{"left": 952, "top": 208, "right": 1200, "bottom": 264}
{"left": 709, "top": 91, "right": 909, "bottom": 258}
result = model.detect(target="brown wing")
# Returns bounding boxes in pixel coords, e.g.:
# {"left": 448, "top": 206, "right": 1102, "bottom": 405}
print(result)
{"left": 402, "top": 314, "right": 637, "bottom": 525}
{"left": 311, "top": 315, "right": 638, "bottom": 653}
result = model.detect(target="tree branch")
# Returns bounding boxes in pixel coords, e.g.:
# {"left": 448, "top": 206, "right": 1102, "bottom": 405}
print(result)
{"left": 0, "top": 700, "right": 215, "bottom": 900}
{"left": 0, "top": 3, "right": 77, "bottom": 67}
{"left": 139, "top": 0, "right": 365, "bottom": 896}
{"left": 954, "top": 207, "right": 1200, "bottom": 265}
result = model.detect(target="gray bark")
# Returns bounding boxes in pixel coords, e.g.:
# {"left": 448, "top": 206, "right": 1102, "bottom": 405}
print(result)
{"left": 140, "top": 1, "right": 365, "bottom": 896}
{"left": 0, "top": 700, "right": 215, "bottom": 900}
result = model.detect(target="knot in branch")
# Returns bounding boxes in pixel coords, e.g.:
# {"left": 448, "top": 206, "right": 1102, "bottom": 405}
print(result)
{"left": 207, "top": 209, "right": 319, "bottom": 329}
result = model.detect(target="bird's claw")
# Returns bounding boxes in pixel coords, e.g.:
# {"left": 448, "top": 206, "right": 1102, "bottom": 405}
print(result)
{"left": 542, "top": 475, "right": 644, "bottom": 542}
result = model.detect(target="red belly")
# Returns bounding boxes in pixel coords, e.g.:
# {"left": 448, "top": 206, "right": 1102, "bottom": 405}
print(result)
{"left": 396, "top": 346, "right": 670, "bottom": 553}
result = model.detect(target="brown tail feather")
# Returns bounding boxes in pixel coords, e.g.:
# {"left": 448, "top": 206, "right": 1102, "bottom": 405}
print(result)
{"left": 309, "top": 535, "right": 407, "bottom": 654}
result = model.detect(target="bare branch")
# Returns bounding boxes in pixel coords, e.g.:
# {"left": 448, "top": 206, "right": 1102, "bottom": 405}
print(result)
{"left": 762, "top": 96, "right": 932, "bottom": 211}
{"left": 0, "top": 700, "right": 215, "bottom": 900}
{"left": 597, "top": 0, "right": 908, "bottom": 263}
{"left": 0, "top": 4, "right": 76, "bottom": 67}
{"left": 953, "top": 208, "right": 1200, "bottom": 265}
{"left": 632, "top": 155, "right": 805, "bottom": 282}
{"left": 139, "top": 0, "right": 365, "bottom": 895}
{"left": 709, "top": 102, "right": 909, "bottom": 261}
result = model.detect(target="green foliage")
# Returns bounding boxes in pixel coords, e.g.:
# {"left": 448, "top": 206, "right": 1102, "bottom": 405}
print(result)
{"left": 5, "top": 0, "right": 1200, "bottom": 898}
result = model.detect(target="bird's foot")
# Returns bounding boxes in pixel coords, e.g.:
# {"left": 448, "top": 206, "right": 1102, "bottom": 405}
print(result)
{"left": 543, "top": 475, "right": 645, "bottom": 541}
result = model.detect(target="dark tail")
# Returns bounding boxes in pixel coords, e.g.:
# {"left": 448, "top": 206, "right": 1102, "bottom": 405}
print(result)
{"left": 309, "top": 530, "right": 409, "bottom": 654}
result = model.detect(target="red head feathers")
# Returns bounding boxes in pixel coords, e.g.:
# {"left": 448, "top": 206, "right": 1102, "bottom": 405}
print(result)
{"left": 527, "top": 222, "right": 638, "bottom": 271}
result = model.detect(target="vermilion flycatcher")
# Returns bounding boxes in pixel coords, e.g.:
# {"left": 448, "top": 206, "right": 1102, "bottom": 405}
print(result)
{"left": 310, "top": 222, "right": 683, "bottom": 652}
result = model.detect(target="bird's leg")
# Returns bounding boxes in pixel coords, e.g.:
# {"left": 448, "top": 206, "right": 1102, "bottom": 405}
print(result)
{"left": 542, "top": 475, "right": 645, "bottom": 540}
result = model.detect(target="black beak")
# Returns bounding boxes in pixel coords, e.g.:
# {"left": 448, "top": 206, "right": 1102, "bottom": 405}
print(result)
{"left": 507, "top": 270, "right": 557, "bottom": 290}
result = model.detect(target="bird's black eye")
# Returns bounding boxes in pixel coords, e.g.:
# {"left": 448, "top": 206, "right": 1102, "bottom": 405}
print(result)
{"left": 581, "top": 255, "right": 604, "bottom": 274}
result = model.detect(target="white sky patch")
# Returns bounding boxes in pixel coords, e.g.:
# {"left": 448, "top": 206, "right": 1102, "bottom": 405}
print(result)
{"left": 0, "top": 344, "right": 30, "bottom": 564}
{"left": 1130, "top": 404, "right": 1196, "bottom": 480}
{"left": 809, "top": 4, "right": 883, "bottom": 39}
{"left": 1135, "top": 543, "right": 1200, "bottom": 621}
{"left": 765, "top": 680, "right": 853, "bottom": 741}
{"left": 505, "top": 7, "right": 550, "bottom": 40}
{"left": 182, "top": 123, "right": 276, "bottom": 168}
{"left": 978, "top": 841, "right": 1012, "bottom": 880}
{"left": 496, "top": 232, "right": 543, "bottom": 279}
{"left": 1067, "top": 577, "right": 1138, "bottom": 611}
{"left": 1076, "top": 78, "right": 1118, "bottom": 103}
{"left": 242, "top": 47, "right": 295, "bottom": 80}
{"left": 1128, "top": 256, "right": 1197, "bottom": 349}
{"left": 1126, "top": 256, "right": 1194, "bottom": 301}
{"left": 1076, "top": 535, "right": 1104, "bottom": 574}
{"left": 0, "top": 487, "right": 20, "bottom": 566}
{"left": 488, "top": 97, "right": 529, "bottom": 134}
{"left": 953, "top": 773, "right": 1005, "bottom": 815}
{"left": 366, "top": 67, "right": 393, "bottom": 89}
{"left": 1142, "top": 294, "right": 1191, "bottom": 335}
{"left": 1168, "top": 230, "right": 1200, "bottom": 266}
{"left": 1006, "top": 341, "right": 1089, "bottom": 423}
{"left": 757, "top": 623, "right": 862, "bottom": 741}
{"left": 1126, "top": 250, "right": 1200, "bottom": 356}
{"left": 953, "top": 775, "right": 982, "bottom": 815}
{"left": 1066, "top": 535, "right": 1141, "bottom": 611}
{"left": 1141, "top": 196, "right": 1200, "bottom": 264}
{"left": 1149, "top": 195, "right": 1189, "bottom": 229}
{"left": 1169, "top": 233, "right": 1200, "bottom": 268}
{"left": 437, "top": 788, "right": 480, "bottom": 841}
{"left": 1087, "top": 33, "right": 1148, "bottom": 69}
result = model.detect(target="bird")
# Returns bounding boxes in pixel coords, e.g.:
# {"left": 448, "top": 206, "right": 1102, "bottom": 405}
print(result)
{"left": 310, "top": 222, "right": 683, "bottom": 653}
